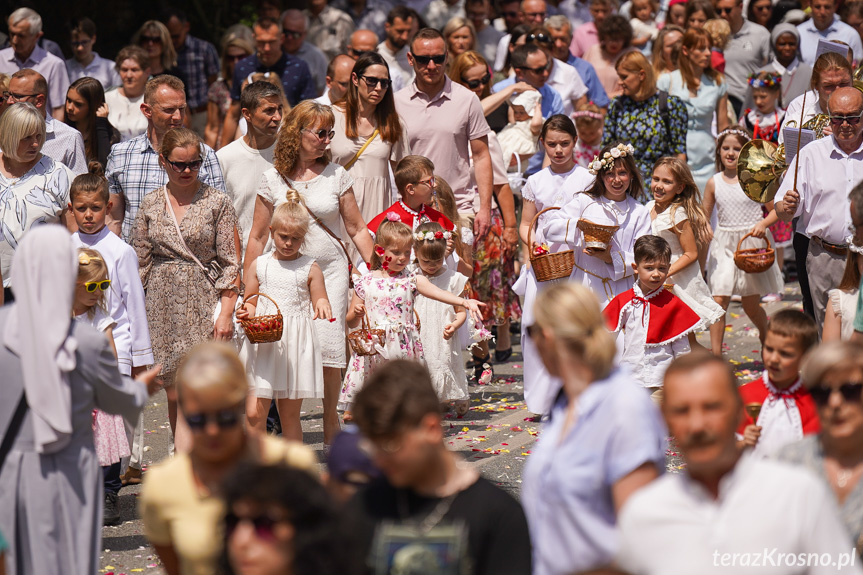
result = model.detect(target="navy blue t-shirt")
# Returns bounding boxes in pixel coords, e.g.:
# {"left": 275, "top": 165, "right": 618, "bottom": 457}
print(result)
{"left": 230, "top": 52, "right": 316, "bottom": 106}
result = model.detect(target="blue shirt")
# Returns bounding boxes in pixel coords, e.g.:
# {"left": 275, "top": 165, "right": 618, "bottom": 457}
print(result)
{"left": 797, "top": 16, "right": 863, "bottom": 65}
{"left": 522, "top": 368, "right": 666, "bottom": 575}
{"left": 175, "top": 35, "right": 221, "bottom": 109}
{"left": 491, "top": 78, "right": 565, "bottom": 174}
{"left": 230, "top": 52, "right": 317, "bottom": 106}
{"left": 567, "top": 53, "right": 610, "bottom": 108}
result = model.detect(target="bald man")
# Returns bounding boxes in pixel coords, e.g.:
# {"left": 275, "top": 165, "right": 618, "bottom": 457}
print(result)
{"left": 346, "top": 29, "right": 378, "bottom": 60}
{"left": 281, "top": 9, "right": 327, "bottom": 95}
{"left": 776, "top": 87, "right": 863, "bottom": 325}
{"left": 617, "top": 353, "right": 862, "bottom": 575}
{"left": 316, "top": 53, "right": 354, "bottom": 105}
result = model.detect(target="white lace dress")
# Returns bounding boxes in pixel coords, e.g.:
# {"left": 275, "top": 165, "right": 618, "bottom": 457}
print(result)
{"left": 647, "top": 201, "right": 725, "bottom": 326}
{"left": 245, "top": 253, "right": 323, "bottom": 399}
{"left": 258, "top": 163, "right": 353, "bottom": 368}
{"left": 707, "top": 173, "right": 783, "bottom": 297}
{"left": 828, "top": 288, "right": 858, "bottom": 341}
{"left": 415, "top": 268, "right": 470, "bottom": 402}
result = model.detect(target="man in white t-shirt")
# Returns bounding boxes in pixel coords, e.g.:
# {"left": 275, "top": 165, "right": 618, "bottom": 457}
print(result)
{"left": 216, "top": 81, "right": 283, "bottom": 251}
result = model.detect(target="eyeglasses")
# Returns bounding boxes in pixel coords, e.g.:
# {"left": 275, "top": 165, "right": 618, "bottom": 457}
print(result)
{"left": 414, "top": 176, "right": 436, "bottom": 188}
{"left": 185, "top": 406, "right": 243, "bottom": 431}
{"left": 829, "top": 112, "right": 863, "bottom": 126}
{"left": 360, "top": 75, "right": 392, "bottom": 89}
{"left": 139, "top": 35, "right": 162, "bottom": 44}
{"left": 284, "top": 29, "right": 303, "bottom": 40}
{"left": 411, "top": 53, "right": 446, "bottom": 66}
{"left": 517, "top": 63, "right": 550, "bottom": 74}
{"left": 809, "top": 382, "right": 863, "bottom": 406}
{"left": 462, "top": 73, "right": 491, "bottom": 89}
{"left": 82, "top": 279, "right": 111, "bottom": 292}
{"left": 304, "top": 128, "right": 335, "bottom": 140}
{"left": 3, "top": 91, "right": 37, "bottom": 101}
{"left": 224, "top": 511, "right": 286, "bottom": 541}
{"left": 526, "top": 32, "right": 552, "bottom": 44}
{"left": 716, "top": 6, "right": 736, "bottom": 14}
{"left": 348, "top": 47, "right": 373, "bottom": 58}
{"left": 165, "top": 158, "right": 203, "bottom": 172}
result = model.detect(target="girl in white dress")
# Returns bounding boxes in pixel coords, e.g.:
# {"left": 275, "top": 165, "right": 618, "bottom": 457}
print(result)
{"left": 515, "top": 115, "right": 594, "bottom": 415}
{"left": 647, "top": 157, "right": 725, "bottom": 352}
{"left": 413, "top": 222, "right": 471, "bottom": 414}
{"left": 824, "top": 250, "right": 862, "bottom": 341}
{"left": 704, "top": 127, "right": 783, "bottom": 354}
{"left": 237, "top": 192, "right": 333, "bottom": 442}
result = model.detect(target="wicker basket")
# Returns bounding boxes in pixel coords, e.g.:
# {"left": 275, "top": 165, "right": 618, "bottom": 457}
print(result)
{"left": 734, "top": 232, "right": 775, "bottom": 273}
{"left": 529, "top": 207, "right": 575, "bottom": 282}
{"left": 577, "top": 218, "right": 620, "bottom": 250}
{"left": 348, "top": 313, "right": 387, "bottom": 356}
{"left": 238, "top": 293, "right": 284, "bottom": 344}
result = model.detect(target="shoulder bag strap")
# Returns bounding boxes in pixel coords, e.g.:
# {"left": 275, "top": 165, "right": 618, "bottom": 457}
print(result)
{"left": 164, "top": 187, "right": 211, "bottom": 281}
{"left": 343, "top": 128, "right": 379, "bottom": 171}
{"left": 658, "top": 90, "right": 671, "bottom": 138}
{"left": 0, "top": 393, "right": 28, "bottom": 474}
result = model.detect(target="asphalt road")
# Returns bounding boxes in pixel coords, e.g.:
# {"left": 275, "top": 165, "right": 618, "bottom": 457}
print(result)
{"left": 98, "top": 283, "right": 803, "bottom": 575}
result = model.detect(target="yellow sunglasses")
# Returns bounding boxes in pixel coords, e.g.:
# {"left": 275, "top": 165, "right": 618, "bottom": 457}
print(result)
{"left": 83, "top": 280, "right": 111, "bottom": 292}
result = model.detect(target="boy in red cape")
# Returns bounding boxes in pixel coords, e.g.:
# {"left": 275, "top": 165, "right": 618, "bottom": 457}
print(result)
{"left": 737, "top": 309, "right": 820, "bottom": 457}
{"left": 603, "top": 235, "right": 702, "bottom": 402}
{"left": 367, "top": 155, "right": 454, "bottom": 234}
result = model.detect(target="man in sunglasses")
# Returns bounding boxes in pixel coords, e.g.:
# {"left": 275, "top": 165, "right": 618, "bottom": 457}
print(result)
{"left": 378, "top": 6, "right": 416, "bottom": 92}
{"left": 776, "top": 87, "right": 863, "bottom": 327}
{"left": 281, "top": 9, "right": 328, "bottom": 97}
{"left": 618, "top": 352, "right": 861, "bottom": 575}
{"left": 716, "top": 0, "right": 770, "bottom": 117}
{"left": 396, "top": 28, "right": 495, "bottom": 238}
{"left": 520, "top": 25, "right": 589, "bottom": 116}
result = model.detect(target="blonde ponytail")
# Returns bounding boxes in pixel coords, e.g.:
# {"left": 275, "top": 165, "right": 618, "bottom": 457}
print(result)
{"left": 271, "top": 189, "right": 311, "bottom": 240}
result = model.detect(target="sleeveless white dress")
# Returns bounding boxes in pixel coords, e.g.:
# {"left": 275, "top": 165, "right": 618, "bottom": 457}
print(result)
{"left": 828, "top": 288, "right": 859, "bottom": 341}
{"left": 246, "top": 253, "right": 324, "bottom": 399}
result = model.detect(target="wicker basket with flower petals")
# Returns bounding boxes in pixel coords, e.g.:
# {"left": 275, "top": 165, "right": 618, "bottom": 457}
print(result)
{"left": 529, "top": 207, "right": 575, "bottom": 282}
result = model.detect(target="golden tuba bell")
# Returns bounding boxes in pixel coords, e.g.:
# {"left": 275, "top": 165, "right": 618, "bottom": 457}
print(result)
{"left": 737, "top": 139, "right": 787, "bottom": 204}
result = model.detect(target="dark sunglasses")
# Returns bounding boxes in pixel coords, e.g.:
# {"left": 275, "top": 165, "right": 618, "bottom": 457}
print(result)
{"left": 83, "top": 279, "right": 111, "bottom": 292}
{"left": 526, "top": 32, "right": 552, "bottom": 44}
{"left": 304, "top": 128, "right": 336, "bottom": 140}
{"left": 3, "top": 91, "right": 36, "bottom": 101}
{"left": 411, "top": 52, "right": 446, "bottom": 66}
{"left": 716, "top": 6, "right": 736, "bottom": 14}
{"left": 517, "top": 63, "right": 550, "bottom": 74}
{"left": 165, "top": 158, "right": 203, "bottom": 173}
{"left": 284, "top": 30, "right": 303, "bottom": 40}
{"left": 829, "top": 113, "right": 863, "bottom": 126}
{"left": 361, "top": 75, "right": 392, "bottom": 89}
{"left": 140, "top": 35, "right": 162, "bottom": 44}
{"left": 225, "top": 53, "right": 248, "bottom": 63}
{"left": 185, "top": 406, "right": 242, "bottom": 431}
{"left": 225, "top": 512, "right": 284, "bottom": 540}
{"left": 462, "top": 73, "right": 491, "bottom": 89}
{"left": 809, "top": 382, "right": 863, "bottom": 406}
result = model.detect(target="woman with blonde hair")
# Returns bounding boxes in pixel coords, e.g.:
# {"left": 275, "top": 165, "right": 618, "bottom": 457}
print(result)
{"left": 245, "top": 100, "right": 374, "bottom": 446}
{"left": 443, "top": 17, "right": 477, "bottom": 59}
{"left": 133, "top": 20, "right": 185, "bottom": 81}
{"left": 522, "top": 283, "right": 665, "bottom": 574}
{"left": 140, "top": 342, "right": 316, "bottom": 575}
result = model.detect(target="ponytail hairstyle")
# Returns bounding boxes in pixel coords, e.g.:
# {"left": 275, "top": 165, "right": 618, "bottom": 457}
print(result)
{"left": 270, "top": 188, "right": 310, "bottom": 248}
{"left": 76, "top": 247, "right": 110, "bottom": 318}
{"left": 414, "top": 221, "right": 448, "bottom": 263}
{"left": 652, "top": 157, "right": 711, "bottom": 245}
{"left": 533, "top": 282, "right": 616, "bottom": 381}
{"left": 430, "top": 175, "right": 468, "bottom": 261}
{"left": 584, "top": 141, "right": 644, "bottom": 201}
{"left": 370, "top": 220, "right": 413, "bottom": 270}
{"left": 69, "top": 161, "right": 109, "bottom": 203}
{"left": 714, "top": 124, "right": 751, "bottom": 172}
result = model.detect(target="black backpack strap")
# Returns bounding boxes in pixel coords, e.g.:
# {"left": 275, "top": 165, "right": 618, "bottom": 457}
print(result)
{"left": 658, "top": 89, "right": 671, "bottom": 137}
{"left": 0, "top": 393, "right": 28, "bottom": 473}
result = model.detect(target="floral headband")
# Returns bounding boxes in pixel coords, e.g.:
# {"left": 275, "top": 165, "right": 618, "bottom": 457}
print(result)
{"left": 588, "top": 143, "right": 636, "bottom": 175}
{"left": 415, "top": 230, "right": 452, "bottom": 241}
{"left": 747, "top": 73, "right": 781, "bottom": 89}
{"left": 717, "top": 127, "right": 751, "bottom": 143}
{"left": 572, "top": 110, "right": 603, "bottom": 120}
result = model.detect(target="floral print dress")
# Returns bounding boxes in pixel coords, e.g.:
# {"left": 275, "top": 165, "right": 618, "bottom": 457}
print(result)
{"left": 338, "top": 272, "right": 424, "bottom": 410}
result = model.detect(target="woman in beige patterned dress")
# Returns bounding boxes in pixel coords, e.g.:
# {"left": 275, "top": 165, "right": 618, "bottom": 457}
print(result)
{"left": 132, "top": 128, "right": 240, "bottom": 452}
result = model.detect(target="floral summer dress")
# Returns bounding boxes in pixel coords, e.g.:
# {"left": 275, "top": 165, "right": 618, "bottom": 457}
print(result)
{"left": 338, "top": 272, "right": 424, "bottom": 410}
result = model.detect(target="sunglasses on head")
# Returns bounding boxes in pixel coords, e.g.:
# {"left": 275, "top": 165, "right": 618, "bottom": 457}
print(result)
{"left": 526, "top": 32, "right": 552, "bottom": 44}
{"left": 225, "top": 512, "right": 285, "bottom": 540}
{"left": 809, "top": 382, "right": 863, "bottom": 406}
{"left": 165, "top": 158, "right": 203, "bottom": 173}
{"left": 185, "top": 406, "right": 243, "bottom": 431}
{"left": 82, "top": 279, "right": 111, "bottom": 292}
{"left": 411, "top": 53, "right": 446, "bottom": 66}
{"left": 829, "top": 113, "right": 863, "bottom": 126}
{"left": 462, "top": 73, "right": 491, "bottom": 89}
{"left": 361, "top": 75, "right": 392, "bottom": 89}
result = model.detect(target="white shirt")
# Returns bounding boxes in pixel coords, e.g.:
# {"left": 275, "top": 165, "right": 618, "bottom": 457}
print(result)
{"left": 314, "top": 90, "right": 332, "bottom": 106}
{"left": 494, "top": 34, "right": 511, "bottom": 73}
{"left": 65, "top": 52, "right": 122, "bottom": 89}
{"left": 42, "top": 116, "right": 87, "bottom": 175}
{"left": 751, "top": 375, "right": 805, "bottom": 459}
{"left": 798, "top": 16, "right": 863, "bottom": 65}
{"left": 105, "top": 88, "right": 147, "bottom": 142}
{"left": 376, "top": 41, "right": 412, "bottom": 93}
{"left": 547, "top": 59, "right": 589, "bottom": 117}
{"left": 778, "top": 90, "right": 823, "bottom": 144}
{"left": 216, "top": 138, "right": 275, "bottom": 252}
{"left": 618, "top": 453, "right": 863, "bottom": 575}
{"left": 775, "top": 135, "right": 863, "bottom": 244}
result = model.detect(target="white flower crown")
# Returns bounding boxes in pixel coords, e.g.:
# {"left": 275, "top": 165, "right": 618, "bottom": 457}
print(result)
{"left": 414, "top": 230, "right": 453, "bottom": 242}
{"left": 588, "top": 143, "right": 636, "bottom": 175}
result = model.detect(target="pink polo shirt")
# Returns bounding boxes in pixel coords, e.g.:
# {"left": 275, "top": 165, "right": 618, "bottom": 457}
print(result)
{"left": 395, "top": 77, "right": 491, "bottom": 213}
{"left": 570, "top": 22, "right": 598, "bottom": 58}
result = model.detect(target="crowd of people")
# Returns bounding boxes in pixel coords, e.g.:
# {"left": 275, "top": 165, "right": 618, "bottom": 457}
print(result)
{"left": 2, "top": 0, "right": 863, "bottom": 573}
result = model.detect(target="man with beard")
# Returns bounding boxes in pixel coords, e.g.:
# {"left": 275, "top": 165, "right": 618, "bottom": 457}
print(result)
{"left": 616, "top": 353, "right": 861, "bottom": 575}
{"left": 377, "top": 5, "right": 415, "bottom": 92}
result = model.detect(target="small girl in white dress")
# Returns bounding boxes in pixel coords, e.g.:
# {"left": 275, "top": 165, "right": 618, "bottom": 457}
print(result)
{"left": 413, "top": 222, "right": 471, "bottom": 415}
{"left": 824, "top": 250, "right": 862, "bottom": 341}
{"left": 647, "top": 157, "right": 725, "bottom": 352}
{"left": 704, "top": 127, "right": 783, "bottom": 353}
{"left": 237, "top": 191, "right": 332, "bottom": 442}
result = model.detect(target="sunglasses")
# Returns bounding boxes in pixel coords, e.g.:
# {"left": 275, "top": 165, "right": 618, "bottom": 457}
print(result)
{"left": 283, "top": 30, "right": 303, "bottom": 40}
{"left": 304, "top": 128, "right": 335, "bottom": 140}
{"left": 185, "top": 406, "right": 243, "bottom": 431}
{"left": 411, "top": 53, "right": 446, "bottom": 66}
{"left": 225, "top": 512, "right": 285, "bottom": 540}
{"left": 716, "top": 6, "right": 736, "bottom": 14}
{"left": 462, "top": 73, "right": 491, "bottom": 89}
{"left": 361, "top": 75, "right": 392, "bottom": 89}
{"left": 82, "top": 279, "right": 111, "bottom": 292}
{"left": 225, "top": 53, "right": 248, "bottom": 63}
{"left": 526, "top": 32, "right": 552, "bottom": 44}
{"left": 165, "top": 158, "right": 203, "bottom": 173}
{"left": 3, "top": 91, "right": 36, "bottom": 101}
{"left": 809, "top": 382, "right": 863, "bottom": 406}
{"left": 517, "top": 63, "right": 550, "bottom": 74}
{"left": 140, "top": 35, "right": 162, "bottom": 44}
{"left": 829, "top": 113, "right": 863, "bottom": 126}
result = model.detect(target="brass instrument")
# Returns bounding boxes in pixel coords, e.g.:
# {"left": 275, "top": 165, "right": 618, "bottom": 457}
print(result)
{"left": 853, "top": 64, "right": 863, "bottom": 93}
{"left": 737, "top": 139, "right": 786, "bottom": 204}
{"left": 786, "top": 113, "right": 830, "bottom": 139}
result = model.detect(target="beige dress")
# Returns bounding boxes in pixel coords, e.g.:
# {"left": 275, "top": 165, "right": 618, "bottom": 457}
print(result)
{"left": 132, "top": 185, "right": 240, "bottom": 382}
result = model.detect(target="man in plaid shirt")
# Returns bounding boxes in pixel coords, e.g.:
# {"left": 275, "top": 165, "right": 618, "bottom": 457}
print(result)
{"left": 106, "top": 75, "right": 225, "bottom": 241}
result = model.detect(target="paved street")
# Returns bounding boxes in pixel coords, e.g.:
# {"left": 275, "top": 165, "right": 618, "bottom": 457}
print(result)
{"left": 99, "top": 283, "right": 803, "bottom": 575}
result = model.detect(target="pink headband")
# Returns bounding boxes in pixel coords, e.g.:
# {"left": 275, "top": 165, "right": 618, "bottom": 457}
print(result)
{"left": 572, "top": 110, "right": 603, "bottom": 120}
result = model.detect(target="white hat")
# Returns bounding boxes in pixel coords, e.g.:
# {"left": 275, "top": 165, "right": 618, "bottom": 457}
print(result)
{"left": 510, "top": 90, "right": 542, "bottom": 117}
